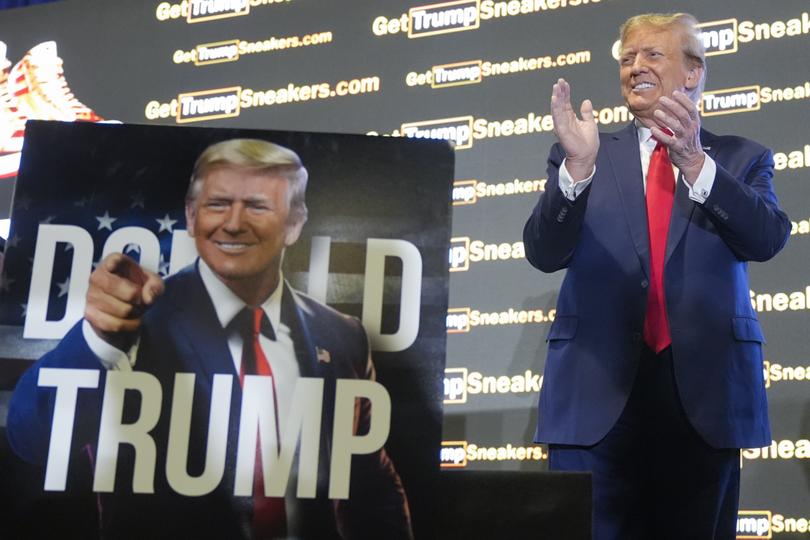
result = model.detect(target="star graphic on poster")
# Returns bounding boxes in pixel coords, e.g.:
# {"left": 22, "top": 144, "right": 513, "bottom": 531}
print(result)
{"left": 131, "top": 193, "right": 145, "bottom": 209}
{"left": 74, "top": 197, "right": 90, "bottom": 208}
{"left": 96, "top": 211, "right": 117, "bottom": 231}
{"left": 158, "top": 253, "right": 170, "bottom": 277}
{"left": 156, "top": 214, "right": 178, "bottom": 234}
{"left": 0, "top": 273, "right": 15, "bottom": 293}
{"left": 40, "top": 215, "right": 56, "bottom": 224}
{"left": 125, "top": 243, "right": 141, "bottom": 254}
{"left": 57, "top": 277, "right": 70, "bottom": 297}
{"left": 7, "top": 235, "right": 21, "bottom": 249}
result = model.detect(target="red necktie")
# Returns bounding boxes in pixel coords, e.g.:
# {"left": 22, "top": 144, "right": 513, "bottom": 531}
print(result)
{"left": 643, "top": 142, "right": 675, "bottom": 353}
{"left": 239, "top": 307, "right": 286, "bottom": 539}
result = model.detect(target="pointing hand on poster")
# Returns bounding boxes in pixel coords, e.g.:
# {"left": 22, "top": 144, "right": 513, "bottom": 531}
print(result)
{"left": 85, "top": 253, "right": 164, "bottom": 344}
{"left": 550, "top": 78, "right": 599, "bottom": 182}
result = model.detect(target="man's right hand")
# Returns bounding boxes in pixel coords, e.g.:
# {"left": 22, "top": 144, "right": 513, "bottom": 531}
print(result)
{"left": 85, "top": 253, "right": 165, "bottom": 347}
{"left": 550, "top": 78, "right": 599, "bottom": 181}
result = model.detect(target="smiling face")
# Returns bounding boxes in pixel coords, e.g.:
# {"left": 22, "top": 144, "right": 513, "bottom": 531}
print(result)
{"left": 619, "top": 25, "right": 702, "bottom": 127}
{"left": 186, "top": 166, "right": 304, "bottom": 305}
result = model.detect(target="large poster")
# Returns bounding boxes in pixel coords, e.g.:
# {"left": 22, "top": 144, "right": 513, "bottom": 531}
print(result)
{"left": 0, "top": 120, "right": 453, "bottom": 539}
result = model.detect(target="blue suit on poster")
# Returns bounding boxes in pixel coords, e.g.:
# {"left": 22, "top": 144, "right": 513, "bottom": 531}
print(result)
{"left": 7, "top": 263, "right": 412, "bottom": 540}
{"left": 523, "top": 123, "right": 790, "bottom": 449}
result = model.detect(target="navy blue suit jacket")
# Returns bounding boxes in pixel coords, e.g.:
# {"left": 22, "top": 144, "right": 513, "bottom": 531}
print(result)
{"left": 7, "top": 263, "right": 412, "bottom": 540}
{"left": 523, "top": 123, "right": 790, "bottom": 449}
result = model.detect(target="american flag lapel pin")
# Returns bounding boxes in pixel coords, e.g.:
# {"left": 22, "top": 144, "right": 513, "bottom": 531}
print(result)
{"left": 316, "top": 347, "right": 331, "bottom": 364}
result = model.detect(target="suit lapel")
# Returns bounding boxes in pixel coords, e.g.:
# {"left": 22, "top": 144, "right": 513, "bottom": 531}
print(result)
{"left": 281, "top": 284, "right": 321, "bottom": 378}
{"left": 664, "top": 129, "right": 713, "bottom": 265}
{"left": 281, "top": 284, "right": 335, "bottom": 497}
{"left": 664, "top": 173, "right": 696, "bottom": 265}
{"left": 605, "top": 123, "right": 650, "bottom": 278}
{"left": 168, "top": 264, "right": 236, "bottom": 384}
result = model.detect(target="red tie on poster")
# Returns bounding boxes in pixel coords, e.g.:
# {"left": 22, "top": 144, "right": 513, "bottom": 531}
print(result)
{"left": 643, "top": 141, "right": 675, "bottom": 354}
{"left": 239, "top": 307, "right": 286, "bottom": 539}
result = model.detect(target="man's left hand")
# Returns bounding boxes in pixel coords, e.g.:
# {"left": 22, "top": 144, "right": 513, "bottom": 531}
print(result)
{"left": 651, "top": 90, "right": 705, "bottom": 185}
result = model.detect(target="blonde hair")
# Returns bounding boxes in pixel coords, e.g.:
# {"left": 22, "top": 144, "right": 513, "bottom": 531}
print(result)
{"left": 186, "top": 138, "right": 308, "bottom": 222}
{"left": 619, "top": 13, "right": 706, "bottom": 102}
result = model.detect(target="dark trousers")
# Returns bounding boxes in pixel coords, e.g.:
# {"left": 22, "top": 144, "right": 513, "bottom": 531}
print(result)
{"left": 549, "top": 347, "right": 740, "bottom": 540}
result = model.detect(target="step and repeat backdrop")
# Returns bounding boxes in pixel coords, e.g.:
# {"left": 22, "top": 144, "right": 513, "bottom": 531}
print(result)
{"left": 0, "top": 0, "right": 808, "bottom": 538}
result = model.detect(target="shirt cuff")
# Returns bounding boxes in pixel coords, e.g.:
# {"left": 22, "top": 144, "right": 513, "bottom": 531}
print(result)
{"left": 559, "top": 158, "right": 596, "bottom": 201}
{"left": 81, "top": 320, "right": 137, "bottom": 371}
{"left": 686, "top": 154, "right": 716, "bottom": 203}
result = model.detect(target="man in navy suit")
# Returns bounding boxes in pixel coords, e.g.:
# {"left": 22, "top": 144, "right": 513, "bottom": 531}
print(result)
{"left": 8, "top": 139, "right": 413, "bottom": 540}
{"left": 523, "top": 13, "right": 790, "bottom": 540}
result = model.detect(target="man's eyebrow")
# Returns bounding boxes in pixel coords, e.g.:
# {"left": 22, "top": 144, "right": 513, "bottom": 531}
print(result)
{"left": 621, "top": 45, "right": 661, "bottom": 54}
{"left": 243, "top": 194, "right": 273, "bottom": 204}
{"left": 202, "top": 191, "right": 271, "bottom": 203}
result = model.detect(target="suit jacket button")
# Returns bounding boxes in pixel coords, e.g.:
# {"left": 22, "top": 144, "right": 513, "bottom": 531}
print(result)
{"left": 641, "top": 279, "right": 649, "bottom": 288}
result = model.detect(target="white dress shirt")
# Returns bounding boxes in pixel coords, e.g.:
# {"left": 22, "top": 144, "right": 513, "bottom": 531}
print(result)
{"left": 557, "top": 123, "right": 717, "bottom": 203}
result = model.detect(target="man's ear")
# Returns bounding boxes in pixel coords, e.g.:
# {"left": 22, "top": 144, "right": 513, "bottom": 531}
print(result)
{"left": 185, "top": 204, "right": 196, "bottom": 237}
{"left": 685, "top": 64, "right": 703, "bottom": 91}
{"left": 284, "top": 213, "right": 306, "bottom": 247}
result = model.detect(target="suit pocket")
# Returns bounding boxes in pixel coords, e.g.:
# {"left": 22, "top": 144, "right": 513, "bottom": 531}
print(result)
{"left": 732, "top": 317, "right": 766, "bottom": 343}
{"left": 547, "top": 315, "right": 578, "bottom": 341}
